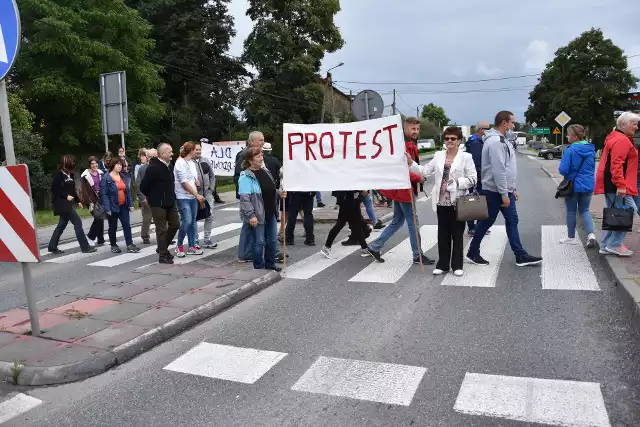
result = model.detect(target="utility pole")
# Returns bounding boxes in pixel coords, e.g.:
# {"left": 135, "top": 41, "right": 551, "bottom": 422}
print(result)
{"left": 392, "top": 89, "right": 396, "bottom": 115}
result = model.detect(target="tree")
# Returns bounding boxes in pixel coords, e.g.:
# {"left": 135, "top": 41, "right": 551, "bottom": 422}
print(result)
{"left": 525, "top": 28, "right": 638, "bottom": 147}
{"left": 125, "top": 0, "right": 247, "bottom": 144}
{"left": 419, "top": 119, "right": 440, "bottom": 139}
{"left": 420, "top": 103, "right": 450, "bottom": 127}
{"left": 241, "top": 0, "right": 344, "bottom": 158}
{"left": 0, "top": 93, "right": 49, "bottom": 207}
{"left": 12, "top": 0, "right": 165, "bottom": 168}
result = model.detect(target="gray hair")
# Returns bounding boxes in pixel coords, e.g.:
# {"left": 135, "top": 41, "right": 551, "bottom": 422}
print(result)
{"left": 157, "top": 143, "right": 172, "bottom": 154}
{"left": 247, "top": 131, "right": 263, "bottom": 144}
{"left": 616, "top": 111, "right": 640, "bottom": 129}
{"left": 567, "top": 124, "right": 586, "bottom": 140}
{"left": 146, "top": 148, "right": 158, "bottom": 158}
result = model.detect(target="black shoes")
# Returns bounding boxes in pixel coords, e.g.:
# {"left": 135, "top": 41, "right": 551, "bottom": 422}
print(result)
{"left": 48, "top": 248, "right": 64, "bottom": 255}
{"left": 374, "top": 220, "right": 385, "bottom": 230}
{"left": 304, "top": 240, "right": 316, "bottom": 247}
{"left": 516, "top": 254, "right": 543, "bottom": 267}
{"left": 364, "top": 248, "right": 385, "bottom": 262}
{"left": 81, "top": 247, "right": 97, "bottom": 254}
{"left": 317, "top": 202, "right": 326, "bottom": 208}
{"left": 413, "top": 254, "right": 434, "bottom": 265}
{"left": 159, "top": 256, "right": 174, "bottom": 264}
{"left": 466, "top": 253, "right": 490, "bottom": 266}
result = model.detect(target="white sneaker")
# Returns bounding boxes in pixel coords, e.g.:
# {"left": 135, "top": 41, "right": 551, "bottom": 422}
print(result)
{"left": 587, "top": 233, "right": 596, "bottom": 248}
{"left": 433, "top": 269, "right": 445, "bottom": 275}
{"left": 320, "top": 246, "right": 332, "bottom": 259}
{"left": 453, "top": 270, "right": 464, "bottom": 277}
{"left": 559, "top": 238, "right": 578, "bottom": 245}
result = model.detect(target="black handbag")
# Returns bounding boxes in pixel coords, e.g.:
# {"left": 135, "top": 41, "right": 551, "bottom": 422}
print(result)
{"left": 196, "top": 199, "right": 211, "bottom": 221}
{"left": 91, "top": 202, "right": 106, "bottom": 221}
{"left": 602, "top": 197, "right": 634, "bottom": 232}
{"left": 555, "top": 154, "right": 587, "bottom": 199}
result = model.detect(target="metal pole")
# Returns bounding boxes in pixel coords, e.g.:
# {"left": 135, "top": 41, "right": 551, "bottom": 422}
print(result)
{"left": 0, "top": 80, "right": 41, "bottom": 337}
{"left": 320, "top": 73, "right": 329, "bottom": 123}
{"left": 104, "top": 134, "right": 109, "bottom": 154}
{"left": 392, "top": 89, "right": 396, "bottom": 115}
{"left": 21, "top": 263, "right": 40, "bottom": 336}
{"left": 561, "top": 126, "right": 565, "bottom": 145}
{"left": 0, "top": 81, "right": 16, "bottom": 165}
{"left": 364, "top": 91, "right": 370, "bottom": 120}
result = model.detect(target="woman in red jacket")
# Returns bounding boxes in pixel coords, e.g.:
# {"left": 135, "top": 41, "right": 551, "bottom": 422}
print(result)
{"left": 595, "top": 111, "right": 640, "bottom": 256}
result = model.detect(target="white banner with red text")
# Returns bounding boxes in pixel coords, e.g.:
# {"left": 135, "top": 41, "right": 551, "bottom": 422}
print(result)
{"left": 282, "top": 115, "right": 410, "bottom": 191}
{"left": 201, "top": 141, "right": 245, "bottom": 177}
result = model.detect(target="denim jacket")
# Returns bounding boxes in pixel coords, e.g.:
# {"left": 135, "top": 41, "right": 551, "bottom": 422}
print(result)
{"left": 100, "top": 173, "right": 133, "bottom": 214}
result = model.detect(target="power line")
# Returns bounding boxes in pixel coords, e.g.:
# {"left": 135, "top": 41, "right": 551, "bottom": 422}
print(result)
{"left": 395, "top": 92, "right": 415, "bottom": 110}
{"left": 396, "top": 85, "right": 535, "bottom": 95}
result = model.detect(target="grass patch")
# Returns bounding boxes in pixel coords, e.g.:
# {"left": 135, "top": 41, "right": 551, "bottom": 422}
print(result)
{"left": 35, "top": 207, "right": 92, "bottom": 228}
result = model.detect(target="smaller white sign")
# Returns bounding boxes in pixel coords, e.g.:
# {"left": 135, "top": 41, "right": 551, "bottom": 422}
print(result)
{"left": 201, "top": 142, "right": 244, "bottom": 177}
{"left": 555, "top": 111, "right": 571, "bottom": 127}
{"left": 0, "top": 24, "right": 7, "bottom": 64}
{"left": 531, "top": 122, "right": 538, "bottom": 129}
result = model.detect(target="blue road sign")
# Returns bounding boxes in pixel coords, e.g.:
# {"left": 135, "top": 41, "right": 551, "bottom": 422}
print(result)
{"left": 0, "top": 0, "right": 21, "bottom": 81}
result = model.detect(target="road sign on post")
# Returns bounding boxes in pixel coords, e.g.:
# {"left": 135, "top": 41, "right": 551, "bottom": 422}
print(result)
{"left": 0, "top": 1, "right": 41, "bottom": 337}
{"left": 351, "top": 90, "right": 384, "bottom": 121}
{"left": 552, "top": 127, "right": 561, "bottom": 135}
{"left": 530, "top": 128, "right": 550, "bottom": 135}
{"left": 531, "top": 122, "right": 538, "bottom": 129}
{"left": 100, "top": 71, "right": 129, "bottom": 152}
{"left": 555, "top": 111, "right": 571, "bottom": 144}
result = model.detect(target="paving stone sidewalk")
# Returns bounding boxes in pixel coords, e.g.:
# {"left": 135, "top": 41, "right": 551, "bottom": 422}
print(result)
{"left": 0, "top": 258, "right": 280, "bottom": 386}
{"left": 531, "top": 153, "right": 640, "bottom": 330}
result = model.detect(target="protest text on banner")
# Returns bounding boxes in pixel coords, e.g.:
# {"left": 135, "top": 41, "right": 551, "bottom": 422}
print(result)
{"left": 201, "top": 141, "right": 244, "bottom": 177}
{"left": 282, "top": 115, "right": 410, "bottom": 191}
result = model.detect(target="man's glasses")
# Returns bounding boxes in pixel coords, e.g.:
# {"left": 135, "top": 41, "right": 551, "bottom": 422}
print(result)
{"left": 444, "top": 137, "right": 458, "bottom": 141}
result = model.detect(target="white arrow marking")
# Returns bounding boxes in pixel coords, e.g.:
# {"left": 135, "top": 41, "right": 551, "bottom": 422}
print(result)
{"left": 0, "top": 24, "right": 8, "bottom": 64}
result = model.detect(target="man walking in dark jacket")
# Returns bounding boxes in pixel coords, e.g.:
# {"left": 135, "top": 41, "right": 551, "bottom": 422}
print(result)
{"left": 140, "top": 143, "right": 179, "bottom": 264}
{"left": 464, "top": 121, "right": 490, "bottom": 236}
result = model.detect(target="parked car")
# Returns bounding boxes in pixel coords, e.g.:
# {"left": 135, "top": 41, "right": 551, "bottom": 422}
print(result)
{"left": 538, "top": 144, "right": 569, "bottom": 160}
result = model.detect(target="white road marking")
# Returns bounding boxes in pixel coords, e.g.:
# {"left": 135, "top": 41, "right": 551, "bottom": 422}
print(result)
{"left": 442, "top": 226, "right": 508, "bottom": 288}
{"left": 39, "top": 225, "right": 154, "bottom": 257}
{"left": 45, "top": 236, "right": 146, "bottom": 264}
{"left": 454, "top": 372, "right": 610, "bottom": 426}
{"left": 284, "top": 239, "right": 361, "bottom": 279}
{"left": 171, "top": 235, "right": 239, "bottom": 265}
{"left": 541, "top": 225, "right": 600, "bottom": 291}
{"left": 88, "top": 223, "right": 242, "bottom": 267}
{"left": 0, "top": 393, "right": 43, "bottom": 424}
{"left": 349, "top": 225, "right": 437, "bottom": 284}
{"left": 291, "top": 356, "right": 426, "bottom": 406}
{"left": 163, "top": 342, "right": 287, "bottom": 384}
{"left": 220, "top": 207, "right": 240, "bottom": 211}
{"left": 416, "top": 195, "right": 429, "bottom": 203}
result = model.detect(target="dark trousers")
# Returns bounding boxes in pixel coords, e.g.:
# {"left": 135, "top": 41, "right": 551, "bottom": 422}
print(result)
{"left": 151, "top": 206, "right": 180, "bottom": 258}
{"left": 468, "top": 190, "right": 527, "bottom": 258}
{"left": 107, "top": 209, "right": 134, "bottom": 247}
{"left": 286, "top": 192, "right": 314, "bottom": 242}
{"left": 326, "top": 201, "right": 367, "bottom": 249}
{"left": 436, "top": 205, "right": 465, "bottom": 271}
{"left": 87, "top": 217, "right": 105, "bottom": 244}
{"left": 141, "top": 203, "right": 153, "bottom": 240}
{"left": 48, "top": 209, "right": 90, "bottom": 250}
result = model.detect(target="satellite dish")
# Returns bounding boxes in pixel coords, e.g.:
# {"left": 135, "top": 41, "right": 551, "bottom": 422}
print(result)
{"left": 351, "top": 90, "right": 384, "bottom": 121}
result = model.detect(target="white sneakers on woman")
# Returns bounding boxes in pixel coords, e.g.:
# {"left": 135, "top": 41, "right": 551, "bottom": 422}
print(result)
{"left": 433, "top": 269, "right": 463, "bottom": 276}
{"left": 559, "top": 233, "right": 597, "bottom": 248}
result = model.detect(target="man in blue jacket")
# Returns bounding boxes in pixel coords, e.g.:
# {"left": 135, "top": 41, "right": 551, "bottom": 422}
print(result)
{"left": 465, "top": 121, "right": 490, "bottom": 236}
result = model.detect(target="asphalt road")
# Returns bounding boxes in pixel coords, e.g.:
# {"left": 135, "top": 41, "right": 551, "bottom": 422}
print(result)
{"left": 3, "top": 154, "right": 640, "bottom": 426}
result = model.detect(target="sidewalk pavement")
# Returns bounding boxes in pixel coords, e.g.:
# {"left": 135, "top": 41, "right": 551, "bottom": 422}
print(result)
{"left": 0, "top": 258, "right": 281, "bottom": 386}
{"left": 528, "top": 153, "right": 640, "bottom": 330}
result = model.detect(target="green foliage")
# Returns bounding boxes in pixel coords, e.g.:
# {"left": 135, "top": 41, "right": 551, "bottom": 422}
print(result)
{"left": 241, "top": 0, "right": 344, "bottom": 158}
{"left": 0, "top": 93, "right": 50, "bottom": 207}
{"left": 525, "top": 28, "right": 638, "bottom": 148}
{"left": 419, "top": 119, "right": 440, "bottom": 139}
{"left": 126, "top": 0, "right": 247, "bottom": 145}
{"left": 12, "top": 0, "right": 164, "bottom": 165}
{"left": 420, "top": 103, "right": 450, "bottom": 127}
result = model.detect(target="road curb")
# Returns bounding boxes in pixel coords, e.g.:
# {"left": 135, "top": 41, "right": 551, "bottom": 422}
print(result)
{"left": 1, "top": 271, "right": 281, "bottom": 386}
{"left": 536, "top": 162, "right": 640, "bottom": 332}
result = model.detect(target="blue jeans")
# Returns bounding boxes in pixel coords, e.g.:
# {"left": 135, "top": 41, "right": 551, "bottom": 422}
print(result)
{"left": 177, "top": 198, "right": 198, "bottom": 248}
{"left": 564, "top": 192, "right": 595, "bottom": 238}
{"left": 363, "top": 194, "right": 376, "bottom": 222}
{"left": 238, "top": 222, "right": 254, "bottom": 261}
{"left": 107, "top": 209, "right": 133, "bottom": 247}
{"left": 252, "top": 214, "right": 278, "bottom": 269}
{"left": 316, "top": 191, "right": 322, "bottom": 203}
{"left": 468, "top": 190, "right": 527, "bottom": 257}
{"left": 369, "top": 201, "right": 420, "bottom": 257}
{"left": 602, "top": 194, "right": 637, "bottom": 249}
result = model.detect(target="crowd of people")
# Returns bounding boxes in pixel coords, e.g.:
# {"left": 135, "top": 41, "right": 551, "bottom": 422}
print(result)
{"left": 43, "top": 109, "right": 640, "bottom": 275}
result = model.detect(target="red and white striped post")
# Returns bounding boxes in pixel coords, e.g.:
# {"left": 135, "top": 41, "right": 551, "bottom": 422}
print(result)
{"left": 0, "top": 165, "right": 41, "bottom": 335}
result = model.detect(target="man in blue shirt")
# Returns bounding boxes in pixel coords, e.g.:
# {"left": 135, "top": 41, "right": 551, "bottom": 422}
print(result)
{"left": 464, "top": 121, "right": 490, "bottom": 236}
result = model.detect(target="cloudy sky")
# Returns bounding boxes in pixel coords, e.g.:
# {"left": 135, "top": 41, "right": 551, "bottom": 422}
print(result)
{"left": 227, "top": 0, "right": 640, "bottom": 125}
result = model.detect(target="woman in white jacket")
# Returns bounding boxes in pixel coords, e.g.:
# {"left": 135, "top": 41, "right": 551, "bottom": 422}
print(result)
{"left": 406, "top": 127, "right": 477, "bottom": 276}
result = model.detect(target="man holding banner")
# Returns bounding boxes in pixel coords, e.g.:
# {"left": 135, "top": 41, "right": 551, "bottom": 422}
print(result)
{"left": 283, "top": 114, "right": 429, "bottom": 264}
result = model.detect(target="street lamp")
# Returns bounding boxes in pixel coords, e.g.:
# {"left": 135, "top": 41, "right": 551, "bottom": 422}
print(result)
{"left": 321, "top": 62, "right": 345, "bottom": 123}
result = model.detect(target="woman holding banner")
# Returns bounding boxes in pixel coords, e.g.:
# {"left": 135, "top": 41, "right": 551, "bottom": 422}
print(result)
{"left": 238, "top": 147, "right": 283, "bottom": 272}
{"left": 407, "top": 126, "right": 477, "bottom": 276}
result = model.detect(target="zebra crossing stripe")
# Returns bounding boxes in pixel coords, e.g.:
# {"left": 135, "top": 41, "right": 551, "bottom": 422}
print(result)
{"left": 0, "top": 393, "right": 42, "bottom": 424}
{"left": 541, "top": 225, "right": 600, "bottom": 291}
{"left": 171, "top": 235, "right": 239, "bottom": 265}
{"left": 284, "top": 239, "right": 362, "bottom": 279}
{"left": 348, "top": 225, "right": 437, "bottom": 284}
{"left": 454, "top": 373, "right": 610, "bottom": 426}
{"left": 442, "top": 226, "right": 508, "bottom": 288}
{"left": 88, "top": 223, "right": 242, "bottom": 268}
